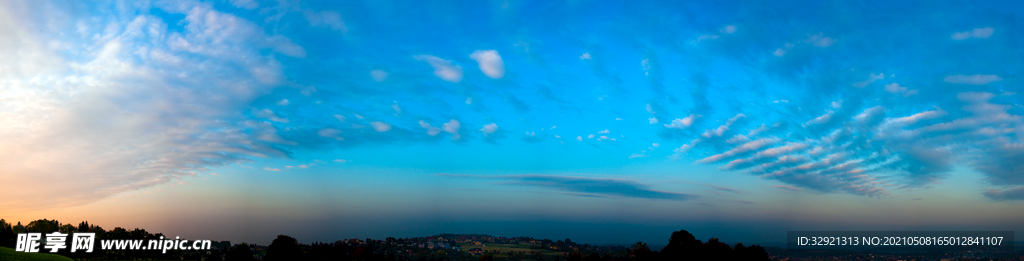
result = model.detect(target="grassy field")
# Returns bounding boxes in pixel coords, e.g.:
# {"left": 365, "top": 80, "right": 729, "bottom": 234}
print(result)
{"left": 0, "top": 246, "right": 74, "bottom": 261}
{"left": 457, "top": 243, "right": 564, "bottom": 257}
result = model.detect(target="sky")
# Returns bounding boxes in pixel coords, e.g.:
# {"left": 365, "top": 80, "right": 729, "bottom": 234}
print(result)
{"left": 1, "top": 0, "right": 1023, "bottom": 247}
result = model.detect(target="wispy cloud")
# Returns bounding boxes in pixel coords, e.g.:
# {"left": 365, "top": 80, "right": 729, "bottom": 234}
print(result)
{"left": 951, "top": 27, "right": 994, "bottom": 40}
{"left": 438, "top": 174, "right": 697, "bottom": 200}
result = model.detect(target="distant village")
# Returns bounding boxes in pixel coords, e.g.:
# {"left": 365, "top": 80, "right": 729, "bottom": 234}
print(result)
{"left": 229, "top": 233, "right": 636, "bottom": 261}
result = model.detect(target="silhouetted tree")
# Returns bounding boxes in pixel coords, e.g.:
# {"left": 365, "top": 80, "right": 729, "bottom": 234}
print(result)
{"left": 736, "top": 244, "right": 770, "bottom": 261}
{"left": 226, "top": 243, "right": 255, "bottom": 261}
{"left": 702, "top": 238, "right": 733, "bottom": 259}
{"left": 567, "top": 251, "right": 584, "bottom": 261}
{"left": 0, "top": 219, "right": 14, "bottom": 248}
{"left": 266, "top": 235, "right": 303, "bottom": 261}
{"left": 660, "top": 229, "right": 703, "bottom": 260}
{"left": 479, "top": 253, "right": 493, "bottom": 261}
{"left": 628, "top": 241, "right": 654, "bottom": 260}
{"left": 26, "top": 219, "right": 60, "bottom": 233}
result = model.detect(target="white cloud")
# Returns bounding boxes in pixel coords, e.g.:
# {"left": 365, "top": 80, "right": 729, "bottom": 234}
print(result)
{"left": 333, "top": 114, "right": 346, "bottom": 122}
{"left": 333, "top": 159, "right": 348, "bottom": 163}
{"left": 256, "top": 108, "right": 289, "bottom": 122}
{"left": 853, "top": 73, "right": 884, "bottom": 88}
{"left": 698, "top": 138, "right": 779, "bottom": 163}
{"left": 413, "top": 55, "right": 463, "bottom": 83}
{"left": 480, "top": 123, "right": 498, "bottom": 135}
{"left": 419, "top": 120, "right": 442, "bottom": 136}
{"left": 674, "top": 144, "right": 693, "bottom": 154}
{"left": 370, "top": 121, "right": 391, "bottom": 132}
{"left": 317, "top": 128, "right": 343, "bottom": 140}
{"left": 159, "top": 1, "right": 306, "bottom": 58}
{"left": 525, "top": 131, "right": 535, "bottom": 137}
{"left": 0, "top": 1, "right": 314, "bottom": 210}
{"left": 392, "top": 102, "right": 402, "bottom": 114}
{"left": 469, "top": 50, "right": 505, "bottom": 79}
{"left": 588, "top": 134, "right": 595, "bottom": 139}
{"left": 649, "top": 117, "right": 659, "bottom": 124}
{"left": 576, "top": 136, "right": 583, "bottom": 141}
{"left": 277, "top": 99, "right": 289, "bottom": 106}
{"left": 598, "top": 129, "right": 610, "bottom": 134}
{"left": 773, "top": 48, "right": 787, "bottom": 57}
{"left": 720, "top": 25, "right": 737, "bottom": 34}
{"left": 725, "top": 135, "right": 751, "bottom": 144}
{"left": 804, "top": 33, "right": 835, "bottom": 47}
{"left": 465, "top": 97, "right": 472, "bottom": 104}
{"left": 702, "top": 125, "right": 729, "bottom": 138}
{"left": 370, "top": 70, "right": 389, "bottom": 82}
{"left": 831, "top": 100, "right": 843, "bottom": 109}
{"left": 228, "top": 0, "right": 258, "bottom": 10}
{"left": 804, "top": 111, "right": 834, "bottom": 126}
{"left": 884, "top": 83, "right": 918, "bottom": 97}
{"left": 303, "top": 10, "right": 348, "bottom": 33}
{"left": 628, "top": 153, "right": 647, "bottom": 159}
{"left": 664, "top": 114, "right": 700, "bottom": 129}
{"left": 441, "top": 119, "right": 461, "bottom": 140}
{"left": 645, "top": 104, "right": 655, "bottom": 114}
{"left": 579, "top": 52, "right": 591, "bottom": 60}
{"left": 951, "top": 27, "right": 994, "bottom": 40}
{"left": 943, "top": 74, "right": 1002, "bottom": 85}
{"left": 641, "top": 58, "right": 651, "bottom": 75}
{"left": 442, "top": 119, "right": 460, "bottom": 134}
{"left": 652, "top": 143, "right": 660, "bottom": 148}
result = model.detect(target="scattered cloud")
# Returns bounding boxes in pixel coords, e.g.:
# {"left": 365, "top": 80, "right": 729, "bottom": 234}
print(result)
{"left": 480, "top": 123, "right": 498, "bottom": 136}
{"left": 469, "top": 50, "right": 505, "bottom": 79}
{"left": 853, "top": 73, "right": 885, "bottom": 88}
{"left": 370, "top": 121, "right": 391, "bottom": 132}
{"left": 664, "top": 114, "right": 701, "bottom": 129}
{"left": 772, "top": 185, "right": 802, "bottom": 191}
{"left": 803, "top": 33, "right": 835, "bottom": 47}
{"left": 303, "top": 10, "right": 347, "bottom": 33}
{"left": 419, "top": 120, "right": 442, "bottom": 136}
{"left": 984, "top": 187, "right": 1024, "bottom": 201}
{"left": 951, "top": 27, "right": 994, "bottom": 40}
{"left": 413, "top": 55, "right": 463, "bottom": 83}
{"left": 370, "top": 70, "right": 389, "bottom": 82}
{"left": 943, "top": 74, "right": 1002, "bottom": 85}
{"left": 442, "top": 119, "right": 461, "bottom": 140}
{"left": 579, "top": 52, "right": 591, "bottom": 60}
{"left": 318, "top": 128, "right": 344, "bottom": 140}
{"left": 256, "top": 109, "right": 289, "bottom": 122}
{"left": 884, "top": 83, "right": 919, "bottom": 97}
{"left": 720, "top": 25, "right": 737, "bottom": 34}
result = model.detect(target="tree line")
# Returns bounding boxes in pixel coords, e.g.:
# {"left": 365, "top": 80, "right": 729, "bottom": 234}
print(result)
{"left": 1, "top": 218, "right": 769, "bottom": 260}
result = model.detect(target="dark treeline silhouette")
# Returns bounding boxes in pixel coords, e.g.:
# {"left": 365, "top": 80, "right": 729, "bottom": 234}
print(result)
{"left": 0, "top": 218, "right": 220, "bottom": 260}
{"left": 1, "top": 218, "right": 769, "bottom": 260}
{"left": 629, "top": 230, "right": 769, "bottom": 261}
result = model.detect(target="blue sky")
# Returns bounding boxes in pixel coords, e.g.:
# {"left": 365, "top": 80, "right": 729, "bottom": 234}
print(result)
{"left": 1, "top": 0, "right": 1023, "bottom": 246}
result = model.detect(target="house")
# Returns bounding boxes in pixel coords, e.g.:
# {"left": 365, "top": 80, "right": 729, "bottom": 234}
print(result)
{"left": 467, "top": 248, "right": 483, "bottom": 256}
